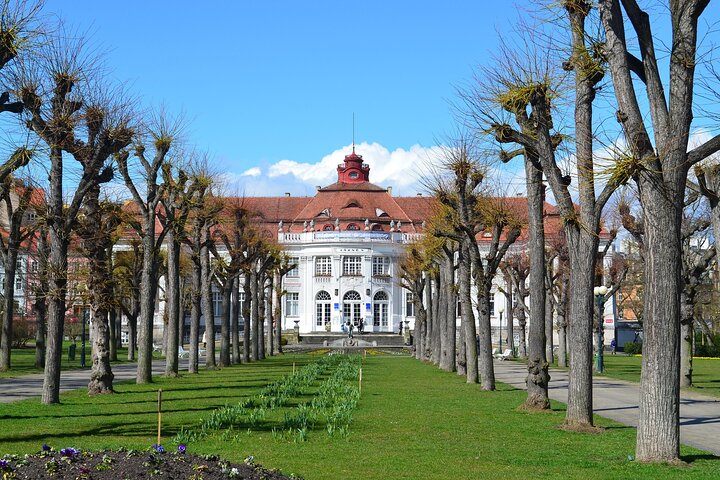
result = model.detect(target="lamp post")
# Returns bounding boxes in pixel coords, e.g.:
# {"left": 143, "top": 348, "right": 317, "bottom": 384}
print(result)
{"left": 593, "top": 285, "right": 608, "bottom": 373}
{"left": 81, "top": 308, "right": 88, "bottom": 368}
{"left": 497, "top": 303, "right": 505, "bottom": 353}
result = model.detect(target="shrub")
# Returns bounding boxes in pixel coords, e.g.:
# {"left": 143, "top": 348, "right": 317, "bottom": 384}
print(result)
{"left": 694, "top": 343, "right": 720, "bottom": 358}
{"left": 623, "top": 342, "right": 642, "bottom": 355}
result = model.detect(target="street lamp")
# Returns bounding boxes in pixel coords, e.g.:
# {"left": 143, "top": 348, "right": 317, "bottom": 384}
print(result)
{"left": 593, "top": 285, "right": 608, "bottom": 373}
{"left": 497, "top": 303, "right": 505, "bottom": 353}
{"left": 81, "top": 308, "right": 88, "bottom": 368}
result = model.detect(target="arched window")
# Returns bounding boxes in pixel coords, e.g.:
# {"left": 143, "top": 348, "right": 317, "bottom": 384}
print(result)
{"left": 346, "top": 223, "right": 359, "bottom": 231}
{"left": 323, "top": 224, "right": 334, "bottom": 231}
{"left": 371, "top": 224, "right": 383, "bottom": 231}
{"left": 343, "top": 290, "right": 362, "bottom": 327}
{"left": 315, "top": 291, "right": 332, "bottom": 328}
{"left": 373, "top": 290, "right": 389, "bottom": 328}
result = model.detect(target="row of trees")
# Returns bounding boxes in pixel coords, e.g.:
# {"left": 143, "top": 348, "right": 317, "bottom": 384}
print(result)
{"left": 402, "top": 0, "right": 720, "bottom": 463}
{"left": 0, "top": 1, "right": 292, "bottom": 404}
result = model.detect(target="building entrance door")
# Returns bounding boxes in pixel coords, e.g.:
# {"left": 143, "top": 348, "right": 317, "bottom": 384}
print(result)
{"left": 343, "top": 290, "right": 362, "bottom": 328}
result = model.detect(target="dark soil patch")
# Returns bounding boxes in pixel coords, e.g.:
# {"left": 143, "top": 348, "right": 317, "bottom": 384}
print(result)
{"left": 0, "top": 447, "right": 299, "bottom": 479}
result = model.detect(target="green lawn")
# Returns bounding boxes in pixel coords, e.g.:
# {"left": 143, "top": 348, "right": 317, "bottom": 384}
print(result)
{"left": 0, "top": 343, "right": 155, "bottom": 379}
{"left": 1, "top": 353, "right": 718, "bottom": 479}
{"left": 600, "top": 355, "right": 720, "bottom": 398}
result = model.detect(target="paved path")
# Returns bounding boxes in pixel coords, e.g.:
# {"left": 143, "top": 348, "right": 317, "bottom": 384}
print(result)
{"left": 0, "top": 359, "right": 184, "bottom": 403}
{"left": 492, "top": 360, "right": 720, "bottom": 456}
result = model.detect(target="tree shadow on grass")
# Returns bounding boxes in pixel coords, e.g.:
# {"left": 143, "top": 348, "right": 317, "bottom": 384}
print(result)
{"left": 682, "top": 454, "right": 720, "bottom": 463}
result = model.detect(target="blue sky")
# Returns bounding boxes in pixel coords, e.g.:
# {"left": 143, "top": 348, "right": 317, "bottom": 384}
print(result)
{"left": 47, "top": 0, "right": 526, "bottom": 196}
{"left": 45, "top": 1, "right": 720, "bottom": 198}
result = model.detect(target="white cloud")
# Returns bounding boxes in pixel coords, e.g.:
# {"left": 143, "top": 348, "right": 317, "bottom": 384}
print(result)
{"left": 241, "top": 167, "right": 262, "bottom": 177}
{"left": 228, "top": 142, "right": 448, "bottom": 197}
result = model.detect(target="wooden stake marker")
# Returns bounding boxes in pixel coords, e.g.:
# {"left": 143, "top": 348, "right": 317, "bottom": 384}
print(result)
{"left": 359, "top": 367, "right": 363, "bottom": 394}
{"left": 157, "top": 389, "right": 163, "bottom": 445}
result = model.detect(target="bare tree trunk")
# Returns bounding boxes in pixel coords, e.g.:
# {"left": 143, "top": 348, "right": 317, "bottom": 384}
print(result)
{"left": 0, "top": 252, "right": 18, "bottom": 370}
{"left": 232, "top": 277, "right": 241, "bottom": 363}
{"left": 266, "top": 280, "right": 274, "bottom": 357}
{"left": 250, "top": 270, "right": 259, "bottom": 361}
{"left": 680, "top": 292, "right": 693, "bottom": 388}
{"left": 34, "top": 228, "right": 49, "bottom": 369}
{"left": 459, "top": 241, "right": 478, "bottom": 383}
{"left": 136, "top": 215, "right": 158, "bottom": 384}
{"left": 219, "top": 275, "right": 232, "bottom": 367}
{"left": 243, "top": 275, "right": 251, "bottom": 362}
{"left": 438, "top": 251, "right": 455, "bottom": 372}
{"left": 34, "top": 297, "right": 46, "bottom": 369}
{"left": 431, "top": 271, "right": 441, "bottom": 364}
{"left": 424, "top": 274, "right": 433, "bottom": 361}
{"left": 127, "top": 314, "right": 137, "bottom": 362}
{"left": 456, "top": 321, "right": 466, "bottom": 376}
{"left": 505, "top": 276, "right": 514, "bottom": 356}
{"left": 108, "top": 308, "right": 117, "bottom": 362}
{"left": 43, "top": 223, "right": 68, "bottom": 404}
{"left": 414, "top": 288, "right": 427, "bottom": 360}
{"left": 165, "top": 232, "right": 180, "bottom": 376}
{"left": 545, "top": 288, "right": 554, "bottom": 364}
{"left": 258, "top": 278, "right": 266, "bottom": 360}
{"left": 189, "top": 255, "right": 201, "bottom": 374}
{"left": 201, "top": 228, "right": 216, "bottom": 369}
{"left": 273, "top": 272, "right": 282, "bottom": 355}
{"left": 524, "top": 158, "right": 549, "bottom": 410}
{"left": 477, "top": 288, "right": 495, "bottom": 390}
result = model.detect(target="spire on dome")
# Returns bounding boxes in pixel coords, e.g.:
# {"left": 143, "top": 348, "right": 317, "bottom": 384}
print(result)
{"left": 337, "top": 146, "right": 370, "bottom": 183}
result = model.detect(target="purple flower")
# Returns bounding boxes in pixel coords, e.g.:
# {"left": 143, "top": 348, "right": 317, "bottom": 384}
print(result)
{"left": 42, "top": 443, "right": 51, "bottom": 452}
{"left": 60, "top": 447, "right": 79, "bottom": 458}
{"left": 152, "top": 444, "right": 165, "bottom": 454}
{"left": 0, "top": 459, "right": 11, "bottom": 471}
{"left": 177, "top": 444, "right": 186, "bottom": 454}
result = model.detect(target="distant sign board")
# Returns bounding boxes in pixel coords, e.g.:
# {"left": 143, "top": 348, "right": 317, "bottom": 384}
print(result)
{"left": 314, "top": 231, "right": 391, "bottom": 240}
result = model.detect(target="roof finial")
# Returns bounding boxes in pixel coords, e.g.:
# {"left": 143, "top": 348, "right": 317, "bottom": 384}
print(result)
{"left": 352, "top": 112, "right": 355, "bottom": 154}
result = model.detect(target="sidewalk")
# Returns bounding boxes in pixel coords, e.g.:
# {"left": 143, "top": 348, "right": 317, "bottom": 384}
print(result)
{"left": 492, "top": 360, "right": 720, "bottom": 456}
{"left": 0, "top": 359, "right": 182, "bottom": 403}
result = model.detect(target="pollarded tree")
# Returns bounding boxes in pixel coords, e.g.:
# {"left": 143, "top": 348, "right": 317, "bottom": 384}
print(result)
{"left": 0, "top": 172, "right": 35, "bottom": 371}
{"left": 117, "top": 114, "right": 178, "bottom": 384}
{"left": 159, "top": 163, "right": 194, "bottom": 377}
{"left": 114, "top": 240, "right": 142, "bottom": 361}
{"left": 18, "top": 36, "right": 134, "bottom": 404}
{"left": 501, "top": 253, "right": 529, "bottom": 358}
{"left": 77, "top": 186, "right": 123, "bottom": 395}
{"left": 400, "top": 235, "right": 441, "bottom": 362}
{"left": 598, "top": 0, "right": 720, "bottom": 459}
{"left": 184, "top": 171, "right": 216, "bottom": 373}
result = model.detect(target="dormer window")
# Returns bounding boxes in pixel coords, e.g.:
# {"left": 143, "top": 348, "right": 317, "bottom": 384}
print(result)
{"left": 347, "top": 223, "right": 359, "bottom": 231}
{"left": 375, "top": 208, "right": 389, "bottom": 218}
{"left": 348, "top": 171, "right": 359, "bottom": 179}
{"left": 344, "top": 200, "right": 361, "bottom": 209}
{"left": 323, "top": 224, "right": 334, "bottom": 231}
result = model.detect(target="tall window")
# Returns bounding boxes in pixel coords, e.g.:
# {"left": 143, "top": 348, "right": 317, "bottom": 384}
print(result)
{"left": 342, "top": 256, "right": 362, "bottom": 276}
{"left": 15, "top": 276, "right": 22, "bottom": 291}
{"left": 212, "top": 291, "right": 223, "bottom": 317}
{"left": 286, "top": 292, "right": 299, "bottom": 317}
{"left": 287, "top": 257, "right": 299, "bottom": 277}
{"left": 372, "top": 256, "right": 390, "bottom": 276}
{"left": 315, "top": 256, "right": 332, "bottom": 276}
{"left": 406, "top": 292, "right": 415, "bottom": 317}
{"left": 315, "top": 291, "right": 332, "bottom": 327}
{"left": 373, "top": 290, "right": 389, "bottom": 327}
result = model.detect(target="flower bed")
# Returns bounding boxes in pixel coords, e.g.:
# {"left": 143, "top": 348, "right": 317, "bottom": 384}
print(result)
{"left": 0, "top": 445, "right": 298, "bottom": 479}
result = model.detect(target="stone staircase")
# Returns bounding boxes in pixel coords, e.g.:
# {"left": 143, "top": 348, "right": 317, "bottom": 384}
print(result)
{"left": 300, "top": 333, "right": 406, "bottom": 347}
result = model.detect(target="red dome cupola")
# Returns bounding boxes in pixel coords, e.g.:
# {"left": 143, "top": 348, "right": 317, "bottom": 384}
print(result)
{"left": 337, "top": 147, "right": 370, "bottom": 183}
